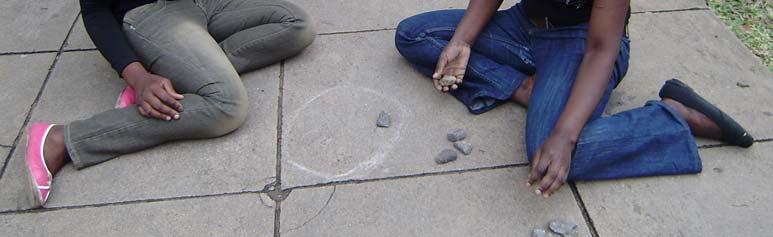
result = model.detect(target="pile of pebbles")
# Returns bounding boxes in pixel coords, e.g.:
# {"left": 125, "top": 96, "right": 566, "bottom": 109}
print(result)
{"left": 435, "top": 128, "right": 473, "bottom": 164}
{"left": 374, "top": 111, "right": 472, "bottom": 165}
{"left": 532, "top": 219, "right": 578, "bottom": 237}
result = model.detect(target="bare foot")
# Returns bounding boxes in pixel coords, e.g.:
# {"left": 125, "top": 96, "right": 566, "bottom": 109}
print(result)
{"left": 661, "top": 98, "right": 722, "bottom": 139}
{"left": 511, "top": 74, "right": 535, "bottom": 107}
{"left": 42, "top": 125, "right": 70, "bottom": 176}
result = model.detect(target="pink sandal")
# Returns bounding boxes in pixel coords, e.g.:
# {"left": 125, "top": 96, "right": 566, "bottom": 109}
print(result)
{"left": 24, "top": 123, "right": 55, "bottom": 208}
{"left": 115, "top": 85, "right": 136, "bottom": 109}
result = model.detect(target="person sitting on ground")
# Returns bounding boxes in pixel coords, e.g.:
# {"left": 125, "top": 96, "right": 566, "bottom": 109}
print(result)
{"left": 394, "top": 0, "right": 754, "bottom": 197}
{"left": 23, "top": 0, "right": 315, "bottom": 207}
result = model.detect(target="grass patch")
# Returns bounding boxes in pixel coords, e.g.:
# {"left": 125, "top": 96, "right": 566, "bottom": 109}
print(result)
{"left": 707, "top": 0, "right": 772, "bottom": 71}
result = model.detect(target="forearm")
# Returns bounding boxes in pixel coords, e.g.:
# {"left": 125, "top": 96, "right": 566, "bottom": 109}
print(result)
{"left": 552, "top": 0, "right": 628, "bottom": 142}
{"left": 80, "top": 0, "right": 140, "bottom": 74}
{"left": 452, "top": 0, "right": 504, "bottom": 44}
{"left": 121, "top": 62, "right": 150, "bottom": 87}
{"left": 553, "top": 50, "right": 618, "bottom": 142}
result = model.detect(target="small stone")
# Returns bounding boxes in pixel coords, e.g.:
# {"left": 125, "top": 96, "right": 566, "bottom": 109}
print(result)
{"left": 453, "top": 141, "right": 473, "bottom": 155}
{"left": 736, "top": 82, "right": 750, "bottom": 88}
{"left": 439, "top": 75, "right": 457, "bottom": 86}
{"left": 434, "top": 149, "right": 458, "bottom": 164}
{"left": 447, "top": 129, "right": 467, "bottom": 142}
{"left": 376, "top": 111, "right": 390, "bottom": 128}
{"left": 548, "top": 219, "right": 578, "bottom": 236}
{"left": 763, "top": 111, "right": 773, "bottom": 117}
{"left": 531, "top": 228, "right": 548, "bottom": 237}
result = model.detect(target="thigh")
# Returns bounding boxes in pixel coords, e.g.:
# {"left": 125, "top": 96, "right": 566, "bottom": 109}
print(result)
{"left": 122, "top": 0, "right": 243, "bottom": 96}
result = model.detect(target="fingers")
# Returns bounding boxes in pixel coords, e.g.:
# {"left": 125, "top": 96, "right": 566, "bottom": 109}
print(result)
{"left": 527, "top": 149, "right": 548, "bottom": 186}
{"left": 543, "top": 168, "right": 568, "bottom": 198}
{"left": 162, "top": 80, "right": 185, "bottom": 100}
{"left": 432, "top": 76, "right": 442, "bottom": 91}
{"left": 140, "top": 101, "right": 169, "bottom": 120}
{"left": 154, "top": 86, "right": 183, "bottom": 113}
{"left": 433, "top": 56, "right": 447, "bottom": 80}
{"left": 536, "top": 162, "right": 561, "bottom": 197}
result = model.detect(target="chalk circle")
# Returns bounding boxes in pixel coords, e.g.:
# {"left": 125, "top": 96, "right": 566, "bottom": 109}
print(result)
{"left": 283, "top": 86, "right": 409, "bottom": 181}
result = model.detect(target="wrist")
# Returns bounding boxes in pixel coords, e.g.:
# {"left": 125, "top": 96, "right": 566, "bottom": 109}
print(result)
{"left": 551, "top": 128, "right": 580, "bottom": 145}
{"left": 120, "top": 62, "right": 148, "bottom": 87}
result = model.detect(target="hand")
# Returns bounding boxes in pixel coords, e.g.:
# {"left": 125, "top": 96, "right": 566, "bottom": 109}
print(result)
{"left": 432, "top": 40, "right": 470, "bottom": 92}
{"left": 526, "top": 133, "right": 576, "bottom": 198}
{"left": 122, "top": 62, "right": 184, "bottom": 121}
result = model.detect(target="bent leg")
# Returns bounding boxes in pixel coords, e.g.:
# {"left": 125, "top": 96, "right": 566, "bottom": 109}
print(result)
{"left": 204, "top": 0, "right": 316, "bottom": 73}
{"left": 395, "top": 7, "right": 535, "bottom": 114}
{"left": 64, "top": 1, "right": 248, "bottom": 169}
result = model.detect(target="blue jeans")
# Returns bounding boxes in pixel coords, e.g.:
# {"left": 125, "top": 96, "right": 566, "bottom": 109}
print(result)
{"left": 395, "top": 3, "right": 702, "bottom": 180}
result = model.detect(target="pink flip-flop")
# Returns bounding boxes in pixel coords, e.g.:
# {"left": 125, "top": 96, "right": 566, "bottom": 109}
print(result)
{"left": 115, "top": 85, "right": 136, "bottom": 109}
{"left": 24, "top": 123, "right": 55, "bottom": 208}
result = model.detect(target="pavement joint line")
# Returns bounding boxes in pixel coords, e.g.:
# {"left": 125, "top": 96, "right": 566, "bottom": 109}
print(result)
{"left": 286, "top": 162, "right": 530, "bottom": 191}
{"left": 62, "top": 48, "right": 98, "bottom": 53}
{"left": 0, "top": 13, "right": 79, "bottom": 182}
{"left": 0, "top": 144, "right": 12, "bottom": 149}
{"left": 569, "top": 182, "right": 600, "bottom": 237}
{"left": 274, "top": 201, "right": 282, "bottom": 237}
{"left": 318, "top": 27, "right": 395, "bottom": 36}
{"left": 273, "top": 60, "right": 286, "bottom": 237}
{"left": 0, "top": 50, "right": 59, "bottom": 57}
{"left": 631, "top": 7, "right": 709, "bottom": 15}
{"left": 0, "top": 189, "right": 268, "bottom": 216}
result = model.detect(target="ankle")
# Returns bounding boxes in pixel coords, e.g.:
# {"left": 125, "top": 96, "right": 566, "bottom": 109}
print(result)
{"left": 43, "top": 125, "right": 69, "bottom": 175}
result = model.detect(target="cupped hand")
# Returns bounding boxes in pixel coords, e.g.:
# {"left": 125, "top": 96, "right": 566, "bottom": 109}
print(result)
{"left": 433, "top": 40, "right": 470, "bottom": 92}
{"left": 526, "top": 133, "right": 576, "bottom": 198}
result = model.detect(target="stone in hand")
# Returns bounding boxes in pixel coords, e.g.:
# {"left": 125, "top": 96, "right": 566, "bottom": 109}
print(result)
{"left": 376, "top": 111, "right": 390, "bottom": 128}
{"left": 439, "top": 75, "right": 457, "bottom": 86}
{"left": 447, "top": 129, "right": 467, "bottom": 142}
{"left": 548, "top": 219, "right": 578, "bottom": 236}
{"left": 453, "top": 141, "right": 473, "bottom": 155}
{"left": 434, "top": 149, "right": 458, "bottom": 164}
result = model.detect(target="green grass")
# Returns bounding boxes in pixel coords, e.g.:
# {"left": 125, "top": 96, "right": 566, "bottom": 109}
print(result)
{"left": 707, "top": 0, "right": 772, "bottom": 71}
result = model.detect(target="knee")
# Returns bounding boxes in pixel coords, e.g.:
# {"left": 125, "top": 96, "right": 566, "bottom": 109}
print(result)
{"left": 283, "top": 3, "right": 317, "bottom": 53}
{"left": 395, "top": 15, "right": 423, "bottom": 51}
{"left": 199, "top": 85, "right": 250, "bottom": 138}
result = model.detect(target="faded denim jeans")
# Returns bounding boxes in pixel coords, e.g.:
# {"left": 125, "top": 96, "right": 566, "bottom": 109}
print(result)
{"left": 395, "top": 3, "right": 702, "bottom": 180}
{"left": 65, "top": 0, "right": 315, "bottom": 168}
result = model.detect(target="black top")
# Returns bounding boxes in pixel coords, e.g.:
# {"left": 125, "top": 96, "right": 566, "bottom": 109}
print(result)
{"left": 80, "top": 0, "right": 155, "bottom": 74}
{"left": 523, "top": 0, "right": 630, "bottom": 27}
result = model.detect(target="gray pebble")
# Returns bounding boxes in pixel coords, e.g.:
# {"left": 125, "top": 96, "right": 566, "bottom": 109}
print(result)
{"left": 531, "top": 228, "right": 548, "bottom": 237}
{"left": 736, "top": 82, "right": 750, "bottom": 88}
{"left": 447, "top": 129, "right": 467, "bottom": 142}
{"left": 548, "top": 219, "right": 578, "bottom": 236}
{"left": 434, "top": 149, "right": 458, "bottom": 164}
{"left": 440, "top": 75, "right": 456, "bottom": 86}
{"left": 376, "top": 111, "right": 390, "bottom": 128}
{"left": 453, "top": 141, "right": 473, "bottom": 155}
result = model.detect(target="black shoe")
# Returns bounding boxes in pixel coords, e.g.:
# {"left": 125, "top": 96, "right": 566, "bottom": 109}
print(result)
{"left": 659, "top": 79, "right": 754, "bottom": 148}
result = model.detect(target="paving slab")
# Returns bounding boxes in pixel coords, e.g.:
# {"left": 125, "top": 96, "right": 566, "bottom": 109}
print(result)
{"left": 290, "top": 0, "right": 518, "bottom": 34}
{"left": 281, "top": 30, "right": 525, "bottom": 188}
{"left": 0, "top": 51, "right": 279, "bottom": 211}
{"left": 281, "top": 167, "right": 590, "bottom": 236}
{"left": 0, "top": 0, "right": 79, "bottom": 53}
{"left": 0, "top": 193, "right": 274, "bottom": 236}
{"left": 64, "top": 16, "right": 96, "bottom": 50}
{"left": 605, "top": 10, "right": 773, "bottom": 144}
{"left": 0, "top": 53, "right": 56, "bottom": 147}
{"left": 576, "top": 143, "right": 773, "bottom": 236}
{"left": 631, "top": 0, "right": 706, "bottom": 13}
